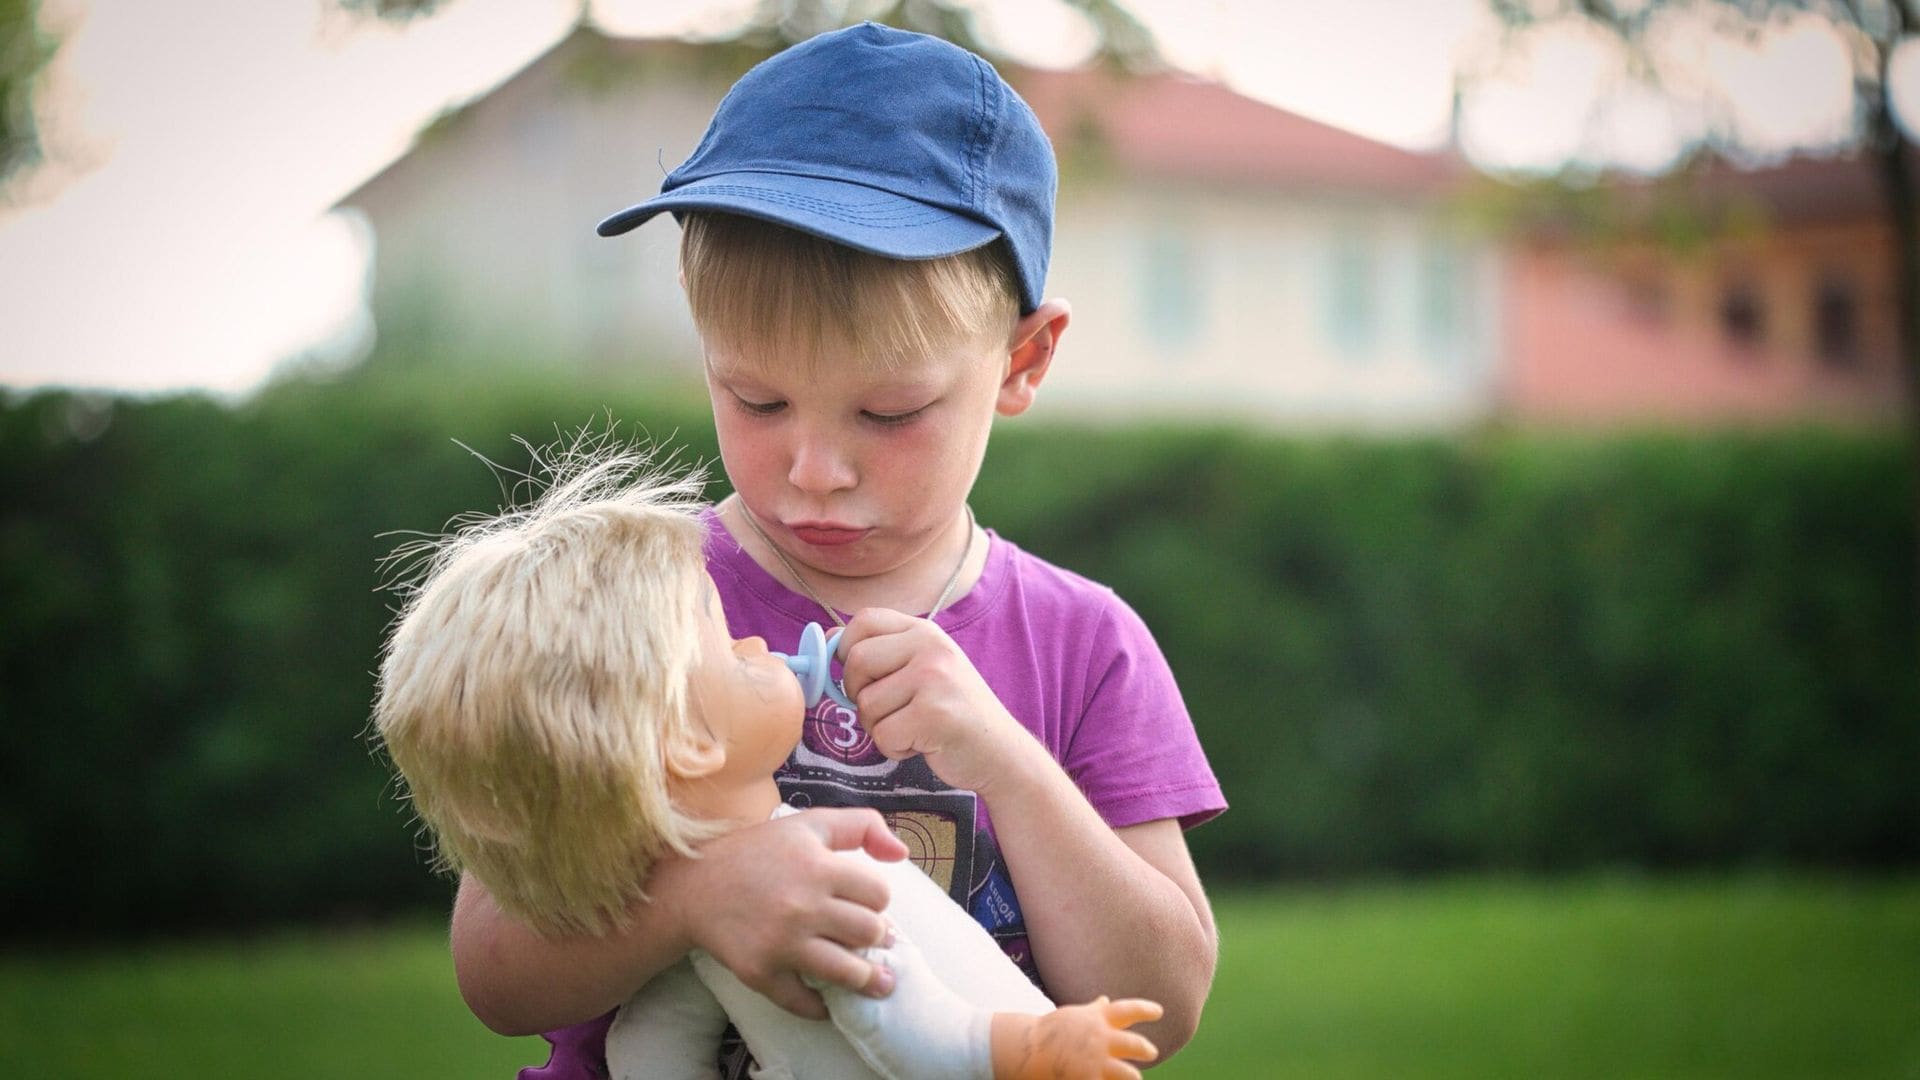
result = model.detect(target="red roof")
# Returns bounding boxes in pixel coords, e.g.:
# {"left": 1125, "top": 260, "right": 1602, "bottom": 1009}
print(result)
{"left": 559, "top": 28, "right": 1462, "bottom": 196}
{"left": 349, "top": 28, "right": 1464, "bottom": 205}
{"left": 1686, "top": 151, "right": 1893, "bottom": 224}
{"left": 1012, "top": 66, "right": 1464, "bottom": 196}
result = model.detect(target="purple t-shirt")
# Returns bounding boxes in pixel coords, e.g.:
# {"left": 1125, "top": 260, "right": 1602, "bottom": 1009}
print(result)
{"left": 520, "top": 512, "right": 1226, "bottom": 1080}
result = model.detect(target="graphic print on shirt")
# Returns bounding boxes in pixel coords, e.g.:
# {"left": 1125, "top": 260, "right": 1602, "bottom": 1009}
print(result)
{"left": 785, "top": 692, "right": 1035, "bottom": 974}
{"left": 715, "top": 694, "right": 1038, "bottom": 1079}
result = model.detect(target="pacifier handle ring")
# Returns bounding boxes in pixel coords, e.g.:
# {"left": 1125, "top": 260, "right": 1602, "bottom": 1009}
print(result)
{"left": 819, "top": 626, "right": 854, "bottom": 711}
{"left": 775, "top": 622, "right": 855, "bottom": 712}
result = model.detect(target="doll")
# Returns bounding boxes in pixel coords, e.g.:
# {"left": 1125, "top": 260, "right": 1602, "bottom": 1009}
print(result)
{"left": 373, "top": 446, "right": 1160, "bottom": 1079}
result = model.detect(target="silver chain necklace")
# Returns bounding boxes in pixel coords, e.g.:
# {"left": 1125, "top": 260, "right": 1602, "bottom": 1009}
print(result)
{"left": 732, "top": 498, "right": 976, "bottom": 628}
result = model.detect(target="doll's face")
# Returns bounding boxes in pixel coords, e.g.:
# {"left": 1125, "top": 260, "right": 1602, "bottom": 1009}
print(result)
{"left": 685, "top": 577, "right": 806, "bottom": 777}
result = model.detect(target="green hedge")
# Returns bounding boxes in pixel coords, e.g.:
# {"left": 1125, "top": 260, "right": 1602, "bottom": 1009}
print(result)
{"left": 2, "top": 373, "right": 1913, "bottom": 938}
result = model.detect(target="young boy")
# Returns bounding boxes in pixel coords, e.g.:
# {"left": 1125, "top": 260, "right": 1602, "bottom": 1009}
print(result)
{"left": 450, "top": 23, "right": 1226, "bottom": 1078}
{"left": 374, "top": 445, "right": 1163, "bottom": 1079}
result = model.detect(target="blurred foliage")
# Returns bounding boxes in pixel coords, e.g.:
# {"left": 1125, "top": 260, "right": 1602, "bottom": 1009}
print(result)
{"left": 701, "top": 0, "right": 1161, "bottom": 71}
{"left": 346, "top": 0, "right": 1161, "bottom": 71}
{"left": 0, "top": 0, "right": 54, "bottom": 188}
{"left": 1463, "top": 2, "right": 1917, "bottom": 268}
{"left": 1482, "top": 0, "right": 1911, "bottom": 150}
{"left": 974, "top": 420, "right": 1918, "bottom": 880}
{"left": 1, "top": 371, "right": 1914, "bottom": 939}
{"left": 337, "top": 0, "right": 459, "bottom": 20}
{"left": 1454, "top": 152, "right": 1773, "bottom": 259}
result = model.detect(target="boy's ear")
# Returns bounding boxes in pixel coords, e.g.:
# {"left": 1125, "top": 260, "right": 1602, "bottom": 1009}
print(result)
{"left": 997, "top": 299, "right": 1070, "bottom": 418}
{"left": 663, "top": 722, "right": 727, "bottom": 782}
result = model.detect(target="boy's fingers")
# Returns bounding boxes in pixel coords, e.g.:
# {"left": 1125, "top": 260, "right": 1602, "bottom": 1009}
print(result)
{"left": 838, "top": 623, "right": 920, "bottom": 700}
{"left": 834, "top": 607, "right": 916, "bottom": 659}
{"left": 1101, "top": 1063, "right": 1144, "bottom": 1080}
{"left": 818, "top": 897, "right": 892, "bottom": 951}
{"left": 796, "top": 939, "right": 895, "bottom": 1001}
{"left": 797, "top": 806, "right": 907, "bottom": 864}
{"left": 850, "top": 671, "right": 916, "bottom": 734}
{"left": 844, "top": 606, "right": 919, "bottom": 635}
{"left": 860, "top": 958, "right": 896, "bottom": 998}
{"left": 826, "top": 859, "right": 896, "bottom": 915}
{"left": 757, "top": 975, "right": 829, "bottom": 1022}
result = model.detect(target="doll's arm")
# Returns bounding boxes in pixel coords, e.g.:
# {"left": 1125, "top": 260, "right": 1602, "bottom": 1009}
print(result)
{"left": 822, "top": 927, "right": 1159, "bottom": 1080}
{"left": 606, "top": 956, "right": 729, "bottom": 1080}
{"left": 990, "top": 999, "right": 1161, "bottom": 1080}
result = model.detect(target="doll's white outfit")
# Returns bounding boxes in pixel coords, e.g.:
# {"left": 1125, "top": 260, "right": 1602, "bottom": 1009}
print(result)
{"left": 605, "top": 805, "right": 1052, "bottom": 1080}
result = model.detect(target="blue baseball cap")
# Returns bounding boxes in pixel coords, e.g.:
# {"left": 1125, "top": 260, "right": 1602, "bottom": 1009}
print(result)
{"left": 595, "top": 22, "right": 1056, "bottom": 314}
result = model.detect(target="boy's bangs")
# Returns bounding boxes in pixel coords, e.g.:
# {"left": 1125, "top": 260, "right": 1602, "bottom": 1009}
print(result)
{"left": 681, "top": 213, "right": 1017, "bottom": 372}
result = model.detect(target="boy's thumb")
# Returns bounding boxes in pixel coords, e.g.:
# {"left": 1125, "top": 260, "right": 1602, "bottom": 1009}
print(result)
{"left": 803, "top": 806, "right": 909, "bottom": 862}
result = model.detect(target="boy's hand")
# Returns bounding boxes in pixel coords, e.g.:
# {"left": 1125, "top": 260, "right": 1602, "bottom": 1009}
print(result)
{"left": 837, "top": 608, "right": 1037, "bottom": 794}
{"left": 671, "top": 807, "right": 905, "bottom": 1019}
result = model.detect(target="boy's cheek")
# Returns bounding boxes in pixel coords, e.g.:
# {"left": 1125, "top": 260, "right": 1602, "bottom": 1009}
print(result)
{"left": 708, "top": 420, "right": 774, "bottom": 482}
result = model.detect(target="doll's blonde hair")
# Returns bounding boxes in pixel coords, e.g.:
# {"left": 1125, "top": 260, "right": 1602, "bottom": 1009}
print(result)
{"left": 373, "top": 436, "right": 725, "bottom": 938}
{"left": 680, "top": 211, "right": 1021, "bottom": 370}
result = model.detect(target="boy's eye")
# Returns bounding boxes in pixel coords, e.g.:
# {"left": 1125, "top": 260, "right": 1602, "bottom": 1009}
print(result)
{"left": 861, "top": 406, "right": 927, "bottom": 427}
{"left": 735, "top": 395, "right": 786, "bottom": 417}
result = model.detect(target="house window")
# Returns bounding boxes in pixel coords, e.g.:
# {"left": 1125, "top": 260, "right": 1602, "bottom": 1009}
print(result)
{"left": 1418, "top": 238, "right": 1462, "bottom": 357}
{"left": 1814, "top": 275, "right": 1860, "bottom": 367}
{"left": 1325, "top": 227, "right": 1377, "bottom": 359}
{"left": 1140, "top": 227, "right": 1202, "bottom": 352}
{"left": 1718, "top": 281, "right": 1765, "bottom": 351}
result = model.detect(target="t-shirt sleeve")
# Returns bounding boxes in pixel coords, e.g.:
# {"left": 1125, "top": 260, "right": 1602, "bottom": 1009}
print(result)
{"left": 1063, "top": 592, "right": 1227, "bottom": 831}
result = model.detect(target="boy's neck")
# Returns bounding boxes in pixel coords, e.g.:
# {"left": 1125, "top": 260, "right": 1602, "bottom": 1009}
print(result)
{"left": 721, "top": 497, "right": 987, "bottom": 618}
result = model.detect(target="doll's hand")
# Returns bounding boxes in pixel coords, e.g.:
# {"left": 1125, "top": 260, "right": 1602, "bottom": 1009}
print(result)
{"left": 669, "top": 807, "right": 906, "bottom": 1020}
{"left": 837, "top": 608, "right": 1041, "bottom": 794}
{"left": 1003, "top": 997, "right": 1162, "bottom": 1080}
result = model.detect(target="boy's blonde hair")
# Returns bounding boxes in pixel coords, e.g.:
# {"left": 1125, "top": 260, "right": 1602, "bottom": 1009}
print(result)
{"left": 373, "top": 439, "right": 725, "bottom": 937}
{"left": 680, "top": 211, "right": 1021, "bottom": 369}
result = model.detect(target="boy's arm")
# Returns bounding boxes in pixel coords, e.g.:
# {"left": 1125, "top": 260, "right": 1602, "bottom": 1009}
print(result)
{"left": 450, "top": 807, "right": 907, "bottom": 1035}
{"left": 982, "top": 764, "right": 1218, "bottom": 1062}
{"left": 837, "top": 609, "right": 1219, "bottom": 1061}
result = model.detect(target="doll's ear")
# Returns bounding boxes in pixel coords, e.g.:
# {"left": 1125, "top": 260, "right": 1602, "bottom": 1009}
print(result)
{"left": 663, "top": 724, "right": 727, "bottom": 781}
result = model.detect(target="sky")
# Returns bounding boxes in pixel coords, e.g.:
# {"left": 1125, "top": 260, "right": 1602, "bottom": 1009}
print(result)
{"left": 0, "top": 0, "right": 1886, "bottom": 397}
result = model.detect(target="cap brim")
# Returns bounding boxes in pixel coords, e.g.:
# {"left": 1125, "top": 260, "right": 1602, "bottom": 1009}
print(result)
{"left": 595, "top": 171, "right": 1001, "bottom": 261}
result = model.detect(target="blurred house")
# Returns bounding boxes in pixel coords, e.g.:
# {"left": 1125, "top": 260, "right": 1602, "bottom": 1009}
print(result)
{"left": 338, "top": 26, "right": 1498, "bottom": 428}
{"left": 1500, "top": 154, "right": 1908, "bottom": 425}
{"left": 338, "top": 25, "right": 1902, "bottom": 429}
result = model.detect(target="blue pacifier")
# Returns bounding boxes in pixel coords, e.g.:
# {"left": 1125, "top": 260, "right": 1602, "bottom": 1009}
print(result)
{"left": 772, "top": 622, "right": 856, "bottom": 711}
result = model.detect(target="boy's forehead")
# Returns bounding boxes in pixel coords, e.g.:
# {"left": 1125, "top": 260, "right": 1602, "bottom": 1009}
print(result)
{"left": 705, "top": 345, "right": 963, "bottom": 392}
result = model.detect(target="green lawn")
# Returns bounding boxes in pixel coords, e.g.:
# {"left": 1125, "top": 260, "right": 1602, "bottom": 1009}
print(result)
{"left": 3, "top": 877, "right": 1915, "bottom": 1079}
{"left": 1162, "top": 876, "right": 1920, "bottom": 1079}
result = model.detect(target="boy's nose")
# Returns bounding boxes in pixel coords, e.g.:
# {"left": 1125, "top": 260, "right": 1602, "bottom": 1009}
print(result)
{"left": 787, "top": 437, "right": 856, "bottom": 494}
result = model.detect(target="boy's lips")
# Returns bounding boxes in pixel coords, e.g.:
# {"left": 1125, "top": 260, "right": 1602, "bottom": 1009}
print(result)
{"left": 787, "top": 522, "right": 872, "bottom": 547}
